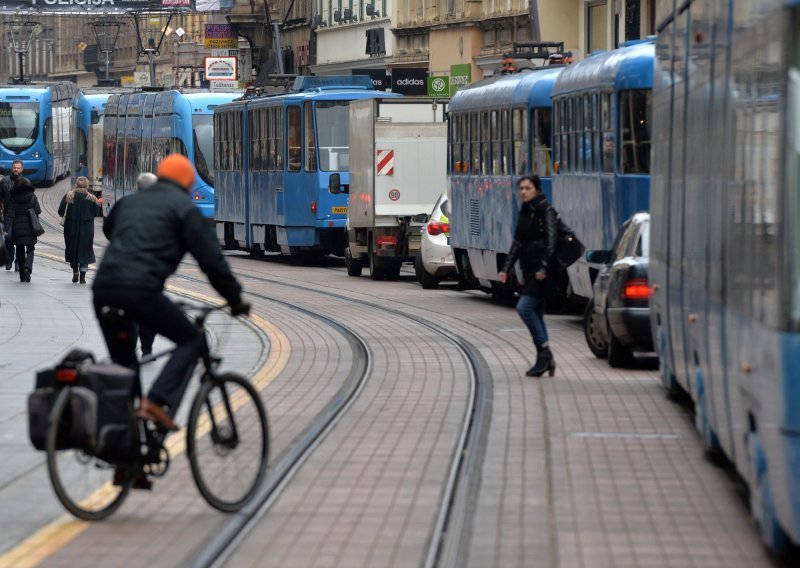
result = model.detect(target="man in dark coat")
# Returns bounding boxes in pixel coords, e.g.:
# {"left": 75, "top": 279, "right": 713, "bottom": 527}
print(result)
{"left": 93, "top": 154, "right": 250, "bottom": 431}
{"left": 0, "top": 160, "right": 29, "bottom": 270}
{"left": 7, "top": 177, "right": 41, "bottom": 282}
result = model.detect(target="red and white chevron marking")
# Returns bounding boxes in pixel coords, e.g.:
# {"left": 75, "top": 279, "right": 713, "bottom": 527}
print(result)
{"left": 376, "top": 149, "right": 394, "bottom": 175}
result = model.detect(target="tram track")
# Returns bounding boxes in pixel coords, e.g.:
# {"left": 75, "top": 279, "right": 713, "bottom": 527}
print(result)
{"left": 36, "top": 186, "right": 492, "bottom": 567}
{"left": 179, "top": 271, "right": 492, "bottom": 568}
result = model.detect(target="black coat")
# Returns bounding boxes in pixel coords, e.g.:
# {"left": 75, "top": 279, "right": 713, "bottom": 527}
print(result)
{"left": 7, "top": 184, "right": 41, "bottom": 246}
{"left": 94, "top": 179, "right": 242, "bottom": 306}
{"left": 0, "top": 174, "right": 29, "bottom": 223}
{"left": 502, "top": 194, "right": 558, "bottom": 296}
{"left": 59, "top": 190, "right": 99, "bottom": 265}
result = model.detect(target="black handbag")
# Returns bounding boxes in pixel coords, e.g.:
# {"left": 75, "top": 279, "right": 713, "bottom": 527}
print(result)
{"left": 554, "top": 218, "right": 584, "bottom": 269}
{"left": 29, "top": 209, "right": 45, "bottom": 237}
{"left": 0, "top": 223, "right": 9, "bottom": 266}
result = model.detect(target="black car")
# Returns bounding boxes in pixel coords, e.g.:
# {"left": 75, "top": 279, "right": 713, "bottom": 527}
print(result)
{"left": 583, "top": 212, "right": 653, "bottom": 367}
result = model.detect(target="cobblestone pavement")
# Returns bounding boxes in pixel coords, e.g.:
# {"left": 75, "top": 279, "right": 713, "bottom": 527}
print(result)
{"left": 0, "top": 181, "right": 779, "bottom": 568}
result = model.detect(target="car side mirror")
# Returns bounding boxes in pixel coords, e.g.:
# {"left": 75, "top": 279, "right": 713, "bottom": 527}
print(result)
{"left": 328, "top": 173, "right": 341, "bottom": 194}
{"left": 585, "top": 249, "right": 611, "bottom": 264}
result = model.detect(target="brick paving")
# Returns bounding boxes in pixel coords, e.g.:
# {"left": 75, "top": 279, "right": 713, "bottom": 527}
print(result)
{"left": 0, "top": 182, "right": 778, "bottom": 567}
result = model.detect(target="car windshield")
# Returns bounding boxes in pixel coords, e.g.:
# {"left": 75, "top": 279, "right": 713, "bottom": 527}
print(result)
{"left": 315, "top": 101, "right": 350, "bottom": 171}
{"left": 0, "top": 102, "right": 39, "bottom": 152}
{"left": 192, "top": 114, "right": 214, "bottom": 187}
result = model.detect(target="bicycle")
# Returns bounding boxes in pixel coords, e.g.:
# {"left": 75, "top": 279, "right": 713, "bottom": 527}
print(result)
{"left": 43, "top": 303, "right": 269, "bottom": 521}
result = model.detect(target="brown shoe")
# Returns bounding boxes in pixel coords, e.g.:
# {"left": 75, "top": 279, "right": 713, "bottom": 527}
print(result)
{"left": 135, "top": 398, "right": 179, "bottom": 431}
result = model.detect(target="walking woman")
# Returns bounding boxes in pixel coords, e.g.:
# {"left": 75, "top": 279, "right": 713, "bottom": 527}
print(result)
{"left": 58, "top": 176, "right": 100, "bottom": 283}
{"left": 7, "top": 177, "right": 41, "bottom": 283}
{"left": 498, "top": 174, "right": 558, "bottom": 377}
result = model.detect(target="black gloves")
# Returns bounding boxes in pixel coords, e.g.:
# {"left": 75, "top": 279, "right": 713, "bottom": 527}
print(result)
{"left": 229, "top": 300, "right": 251, "bottom": 317}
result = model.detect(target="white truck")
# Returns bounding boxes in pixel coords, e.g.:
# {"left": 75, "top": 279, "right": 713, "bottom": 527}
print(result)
{"left": 341, "top": 97, "right": 448, "bottom": 280}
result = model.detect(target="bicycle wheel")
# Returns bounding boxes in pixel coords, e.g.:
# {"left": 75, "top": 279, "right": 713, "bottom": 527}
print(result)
{"left": 46, "top": 389, "right": 132, "bottom": 521}
{"left": 187, "top": 372, "right": 269, "bottom": 512}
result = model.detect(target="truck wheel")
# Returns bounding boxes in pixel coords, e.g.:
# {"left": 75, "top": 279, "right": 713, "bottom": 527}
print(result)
{"left": 369, "top": 249, "right": 385, "bottom": 280}
{"left": 345, "top": 249, "right": 362, "bottom": 277}
{"left": 385, "top": 260, "right": 402, "bottom": 281}
{"left": 415, "top": 252, "right": 439, "bottom": 289}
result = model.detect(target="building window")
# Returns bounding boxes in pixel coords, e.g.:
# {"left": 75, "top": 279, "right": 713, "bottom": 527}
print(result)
{"left": 587, "top": 1, "right": 608, "bottom": 54}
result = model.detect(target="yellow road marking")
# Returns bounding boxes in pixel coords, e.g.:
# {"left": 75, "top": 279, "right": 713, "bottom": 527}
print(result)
{"left": 0, "top": 286, "right": 289, "bottom": 568}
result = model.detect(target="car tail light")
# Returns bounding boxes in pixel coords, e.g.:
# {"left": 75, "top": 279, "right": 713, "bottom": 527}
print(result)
{"left": 377, "top": 236, "right": 397, "bottom": 245}
{"left": 427, "top": 221, "right": 450, "bottom": 236}
{"left": 311, "top": 200, "right": 317, "bottom": 214}
{"left": 622, "top": 278, "right": 650, "bottom": 300}
{"left": 55, "top": 368, "right": 78, "bottom": 383}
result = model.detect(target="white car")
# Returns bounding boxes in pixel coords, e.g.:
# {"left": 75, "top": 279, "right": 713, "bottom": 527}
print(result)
{"left": 414, "top": 193, "right": 457, "bottom": 289}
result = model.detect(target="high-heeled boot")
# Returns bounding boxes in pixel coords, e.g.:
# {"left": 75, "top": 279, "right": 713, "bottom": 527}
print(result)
{"left": 526, "top": 345, "right": 556, "bottom": 377}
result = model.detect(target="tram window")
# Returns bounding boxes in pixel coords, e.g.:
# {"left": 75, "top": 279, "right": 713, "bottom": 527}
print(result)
{"left": 601, "top": 93, "right": 614, "bottom": 173}
{"left": 501, "top": 109, "right": 512, "bottom": 175}
{"left": 533, "top": 108, "right": 552, "bottom": 177}
{"left": 512, "top": 109, "right": 527, "bottom": 175}
{"left": 315, "top": 100, "right": 349, "bottom": 171}
{"left": 460, "top": 113, "right": 468, "bottom": 173}
{"left": 592, "top": 94, "right": 601, "bottom": 173}
{"left": 619, "top": 89, "right": 652, "bottom": 174}
{"left": 583, "top": 95, "right": 592, "bottom": 172}
{"left": 287, "top": 106, "right": 301, "bottom": 172}
{"left": 491, "top": 110, "right": 501, "bottom": 174}
{"left": 470, "top": 113, "right": 479, "bottom": 173}
{"left": 275, "top": 107, "right": 284, "bottom": 171}
{"left": 304, "top": 102, "right": 317, "bottom": 171}
{"left": 481, "top": 112, "right": 490, "bottom": 175}
{"left": 249, "top": 109, "right": 259, "bottom": 170}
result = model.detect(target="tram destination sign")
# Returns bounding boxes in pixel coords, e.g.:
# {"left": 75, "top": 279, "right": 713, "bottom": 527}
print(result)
{"left": 0, "top": 0, "right": 194, "bottom": 13}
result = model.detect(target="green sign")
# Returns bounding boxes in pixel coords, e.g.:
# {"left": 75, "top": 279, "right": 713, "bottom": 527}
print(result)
{"left": 427, "top": 76, "right": 449, "bottom": 97}
{"left": 449, "top": 63, "right": 472, "bottom": 94}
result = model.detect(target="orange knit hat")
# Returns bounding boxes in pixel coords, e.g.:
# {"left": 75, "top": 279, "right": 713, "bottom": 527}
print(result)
{"left": 156, "top": 154, "right": 195, "bottom": 190}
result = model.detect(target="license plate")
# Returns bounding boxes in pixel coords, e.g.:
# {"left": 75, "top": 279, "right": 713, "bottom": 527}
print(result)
{"left": 331, "top": 207, "right": 347, "bottom": 214}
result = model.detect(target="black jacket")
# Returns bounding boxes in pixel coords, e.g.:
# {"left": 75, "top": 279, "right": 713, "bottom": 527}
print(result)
{"left": 7, "top": 182, "right": 41, "bottom": 246}
{"left": 93, "top": 179, "right": 242, "bottom": 305}
{"left": 0, "top": 174, "right": 29, "bottom": 223}
{"left": 502, "top": 194, "right": 558, "bottom": 295}
{"left": 59, "top": 189, "right": 100, "bottom": 265}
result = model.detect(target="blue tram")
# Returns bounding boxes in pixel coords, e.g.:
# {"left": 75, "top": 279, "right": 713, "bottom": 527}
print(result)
{"left": 650, "top": 0, "right": 800, "bottom": 552}
{"left": 447, "top": 66, "right": 565, "bottom": 294}
{"left": 73, "top": 92, "right": 112, "bottom": 192}
{"left": 101, "top": 90, "right": 238, "bottom": 217}
{"left": 0, "top": 83, "right": 80, "bottom": 185}
{"left": 551, "top": 40, "right": 654, "bottom": 300}
{"left": 213, "top": 75, "right": 399, "bottom": 256}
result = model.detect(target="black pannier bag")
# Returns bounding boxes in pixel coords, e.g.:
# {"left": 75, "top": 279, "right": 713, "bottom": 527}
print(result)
{"left": 554, "top": 217, "right": 585, "bottom": 269}
{"left": 29, "top": 350, "right": 95, "bottom": 451}
{"left": 28, "top": 351, "right": 137, "bottom": 459}
{"left": 80, "top": 363, "right": 137, "bottom": 460}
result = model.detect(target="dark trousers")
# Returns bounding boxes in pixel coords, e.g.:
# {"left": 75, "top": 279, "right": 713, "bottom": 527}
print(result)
{"left": 93, "top": 287, "right": 202, "bottom": 410}
{"left": 4, "top": 232, "right": 13, "bottom": 265}
{"left": 138, "top": 325, "right": 156, "bottom": 354}
{"left": 15, "top": 244, "right": 33, "bottom": 271}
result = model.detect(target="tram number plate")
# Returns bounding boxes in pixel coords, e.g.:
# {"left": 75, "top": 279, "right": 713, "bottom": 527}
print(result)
{"left": 331, "top": 207, "right": 348, "bottom": 214}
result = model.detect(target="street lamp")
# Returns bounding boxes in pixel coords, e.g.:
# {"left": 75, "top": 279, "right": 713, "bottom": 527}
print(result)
{"left": 8, "top": 20, "right": 38, "bottom": 84}
{"left": 90, "top": 18, "right": 123, "bottom": 86}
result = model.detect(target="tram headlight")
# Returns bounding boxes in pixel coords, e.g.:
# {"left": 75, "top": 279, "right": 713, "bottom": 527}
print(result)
{"left": 31, "top": 151, "right": 40, "bottom": 158}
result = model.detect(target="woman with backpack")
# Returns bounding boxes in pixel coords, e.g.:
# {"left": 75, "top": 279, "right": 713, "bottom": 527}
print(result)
{"left": 58, "top": 176, "right": 100, "bottom": 283}
{"left": 7, "top": 177, "right": 42, "bottom": 283}
{"left": 498, "top": 174, "right": 558, "bottom": 377}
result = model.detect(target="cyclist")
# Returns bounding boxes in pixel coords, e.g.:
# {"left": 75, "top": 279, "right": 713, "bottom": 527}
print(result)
{"left": 93, "top": 154, "right": 250, "bottom": 431}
